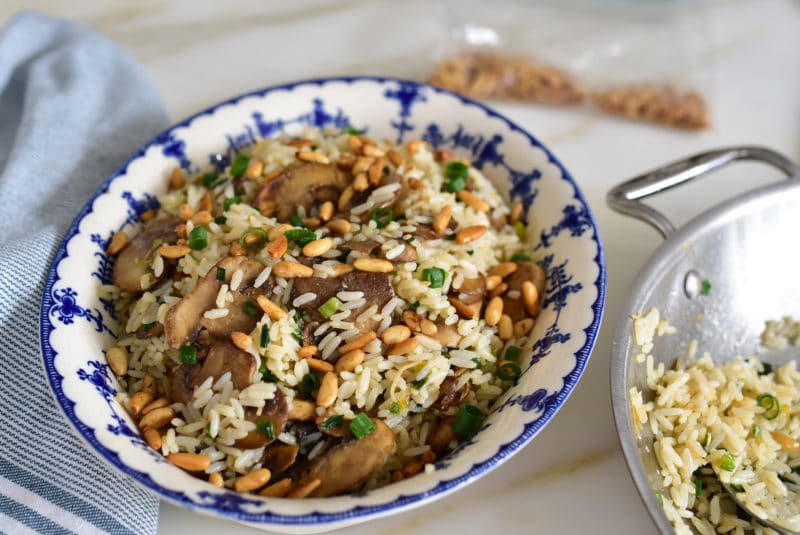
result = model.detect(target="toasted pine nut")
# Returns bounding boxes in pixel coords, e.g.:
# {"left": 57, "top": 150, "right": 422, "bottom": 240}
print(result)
{"left": 296, "top": 150, "right": 329, "bottom": 164}
{"left": 433, "top": 206, "right": 452, "bottom": 234}
{"left": 353, "top": 172, "right": 369, "bottom": 192}
{"left": 337, "top": 152, "right": 356, "bottom": 169}
{"left": 485, "top": 275, "right": 503, "bottom": 292}
{"left": 456, "top": 225, "right": 487, "bottom": 245}
{"left": 288, "top": 138, "right": 313, "bottom": 148}
{"left": 168, "top": 167, "right": 185, "bottom": 191}
{"left": 328, "top": 263, "right": 354, "bottom": 277}
{"left": 521, "top": 281, "right": 540, "bottom": 316}
{"left": 326, "top": 218, "right": 352, "bottom": 235}
{"left": 175, "top": 223, "right": 188, "bottom": 240}
{"left": 498, "top": 314, "right": 513, "bottom": 340}
{"left": 421, "top": 450, "right": 437, "bottom": 464}
{"left": 244, "top": 159, "right": 264, "bottom": 179}
{"left": 231, "top": 331, "right": 252, "bottom": 351}
{"left": 402, "top": 310, "right": 422, "bottom": 331}
{"left": 434, "top": 149, "right": 456, "bottom": 162}
{"left": 316, "top": 372, "right": 338, "bottom": 408}
{"left": 381, "top": 325, "right": 411, "bottom": 345}
{"left": 338, "top": 332, "right": 376, "bottom": 354}
{"left": 408, "top": 177, "right": 425, "bottom": 190}
{"left": 140, "top": 209, "right": 157, "bottom": 222}
{"left": 420, "top": 318, "right": 438, "bottom": 336}
{"left": 229, "top": 241, "right": 246, "bottom": 256}
{"left": 141, "top": 373, "right": 157, "bottom": 397}
{"left": 274, "top": 261, "right": 314, "bottom": 278}
{"left": 456, "top": 190, "right": 490, "bottom": 212}
{"left": 268, "top": 234, "right": 288, "bottom": 258}
{"left": 302, "top": 237, "right": 333, "bottom": 257}
{"left": 191, "top": 210, "right": 213, "bottom": 226}
{"left": 387, "top": 148, "right": 405, "bottom": 167}
{"left": 514, "top": 318, "right": 535, "bottom": 337}
{"left": 403, "top": 460, "right": 423, "bottom": 477}
{"left": 307, "top": 357, "right": 334, "bottom": 373}
{"left": 298, "top": 345, "right": 317, "bottom": 358}
{"left": 484, "top": 296, "right": 503, "bottom": 326}
{"left": 318, "top": 201, "right": 335, "bottom": 222}
{"left": 352, "top": 156, "right": 375, "bottom": 176}
{"left": 407, "top": 140, "right": 425, "bottom": 154}
{"left": 256, "top": 295, "right": 288, "bottom": 320}
{"left": 179, "top": 203, "right": 195, "bottom": 221}
{"left": 168, "top": 452, "right": 211, "bottom": 472}
{"left": 268, "top": 223, "right": 294, "bottom": 241}
{"left": 288, "top": 399, "right": 316, "bottom": 421}
{"left": 335, "top": 349, "right": 366, "bottom": 373}
{"left": 199, "top": 193, "right": 212, "bottom": 212}
{"left": 353, "top": 257, "right": 394, "bottom": 273}
{"left": 234, "top": 468, "right": 272, "bottom": 493}
{"left": 347, "top": 134, "right": 363, "bottom": 152}
{"left": 141, "top": 397, "right": 170, "bottom": 416}
{"left": 448, "top": 296, "right": 476, "bottom": 319}
{"left": 106, "top": 346, "right": 128, "bottom": 376}
{"left": 362, "top": 144, "right": 386, "bottom": 158}
{"left": 287, "top": 477, "right": 321, "bottom": 498}
{"left": 129, "top": 391, "right": 153, "bottom": 417}
{"left": 208, "top": 472, "right": 225, "bottom": 488}
{"left": 139, "top": 406, "right": 176, "bottom": 430}
{"left": 510, "top": 199, "right": 524, "bottom": 224}
{"left": 388, "top": 337, "right": 419, "bottom": 356}
{"left": 368, "top": 157, "right": 385, "bottom": 186}
{"left": 489, "top": 282, "right": 508, "bottom": 298}
{"left": 143, "top": 427, "right": 162, "bottom": 450}
{"left": 338, "top": 185, "right": 355, "bottom": 212}
{"left": 158, "top": 244, "right": 192, "bottom": 259}
{"left": 106, "top": 231, "right": 128, "bottom": 255}
{"left": 490, "top": 262, "right": 517, "bottom": 278}
{"left": 259, "top": 478, "right": 292, "bottom": 497}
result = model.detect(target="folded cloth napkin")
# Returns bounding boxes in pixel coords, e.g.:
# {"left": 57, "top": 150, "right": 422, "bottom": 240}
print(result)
{"left": 0, "top": 12, "right": 168, "bottom": 535}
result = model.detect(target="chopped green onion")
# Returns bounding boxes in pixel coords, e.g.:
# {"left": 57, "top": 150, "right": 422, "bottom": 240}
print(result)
{"left": 223, "top": 196, "right": 242, "bottom": 211}
{"left": 289, "top": 214, "right": 306, "bottom": 228}
{"left": 405, "top": 236, "right": 416, "bottom": 243}
{"left": 349, "top": 413, "right": 376, "bottom": 439}
{"left": 346, "top": 126, "right": 362, "bottom": 135}
{"left": 655, "top": 490, "right": 663, "bottom": 506}
{"left": 700, "top": 279, "right": 712, "bottom": 295}
{"left": 214, "top": 215, "right": 227, "bottom": 225}
{"left": 703, "top": 433, "right": 712, "bottom": 450}
{"left": 371, "top": 207, "right": 393, "bottom": 228}
{"left": 243, "top": 300, "right": 259, "bottom": 318}
{"left": 510, "top": 252, "right": 531, "bottom": 262}
{"left": 720, "top": 453, "right": 736, "bottom": 472}
{"left": 497, "top": 361, "right": 522, "bottom": 381}
{"left": 422, "top": 267, "right": 446, "bottom": 289}
{"left": 389, "top": 402, "right": 402, "bottom": 414}
{"left": 443, "top": 161, "right": 468, "bottom": 193}
{"left": 411, "top": 375, "right": 428, "bottom": 389}
{"left": 467, "top": 249, "right": 474, "bottom": 255}
{"left": 445, "top": 233, "right": 457, "bottom": 241}
{"left": 730, "top": 483, "right": 744, "bottom": 492}
{"left": 239, "top": 227, "right": 268, "bottom": 250}
{"left": 216, "top": 267, "right": 226, "bottom": 281}
{"left": 230, "top": 154, "right": 250, "bottom": 177}
{"left": 179, "top": 345, "right": 197, "bottom": 365}
{"left": 757, "top": 393, "right": 781, "bottom": 420}
{"left": 472, "top": 357, "right": 482, "bottom": 369}
{"left": 284, "top": 228, "right": 317, "bottom": 246}
{"left": 319, "top": 297, "right": 343, "bottom": 319}
{"left": 210, "top": 177, "right": 228, "bottom": 189}
{"left": 201, "top": 172, "right": 218, "bottom": 187}
{"left": 188, "top": 226, "right": 208, "bottom": 250}
{"left": 504, "top": 346, "right": 521, "bottom": 361}
{"left": 452, "top": 404, "right": 484, "bottom": 436}
{"left": 258, "top": 361, "right": 278, "bottom": 382}
{"left": 759, "top": 362, "right": 773, "bottom": 376}
{"left": 301, "top": 373, "right": 320, "bottom": 394}
{"left": 260, "top": 324, "right": 270, "bottom": 348}
{"left": 695, "top": 478, "right": 702, "bottom": 497}
{"left": 293, "top": 308, "right": 305, "bottom": 324}
{"left": 256, "top": 419, "right": 275, "bottom": 439}
{"left": 514, "top": 221, "right": 526, "bottom": 241}
{"left": 409, "top": 301, "right": 420, "bottom": 311}
{"left": 141, "top": 322, "right": 156, "bottom": 333}
{"left": 292, "top": 325, "right": 304, "bottom": 342}
{"left": 491, "top": 347, "right": 499, "bottom": 357}
{"left": 320, "top": 415, "right": 344, "bottom": 431}
{"left": 752, "top": 424, "right": 762, "bottom": 438}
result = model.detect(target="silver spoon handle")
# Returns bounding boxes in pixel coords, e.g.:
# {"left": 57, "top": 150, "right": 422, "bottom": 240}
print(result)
{"left": 607, "top": 146, "right": 800, "bottom": 239}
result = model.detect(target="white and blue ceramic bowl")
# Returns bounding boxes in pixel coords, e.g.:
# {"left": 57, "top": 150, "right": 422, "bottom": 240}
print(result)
{"left": 40, "top": 77, "right": 605, "bottom": 533}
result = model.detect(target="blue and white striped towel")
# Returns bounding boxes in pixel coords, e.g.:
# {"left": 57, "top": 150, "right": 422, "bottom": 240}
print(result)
{"left": 0, "top": 12, "right": 168, "bottom": 534}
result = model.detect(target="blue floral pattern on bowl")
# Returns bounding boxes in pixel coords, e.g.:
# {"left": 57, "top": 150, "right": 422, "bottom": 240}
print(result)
{"left": 39, "top": 77, "right": 605, "bottom": 533}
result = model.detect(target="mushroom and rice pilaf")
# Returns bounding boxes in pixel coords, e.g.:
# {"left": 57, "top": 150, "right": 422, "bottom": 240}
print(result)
{"left": 102, "top": 126, "right": 546, "bottom": 498}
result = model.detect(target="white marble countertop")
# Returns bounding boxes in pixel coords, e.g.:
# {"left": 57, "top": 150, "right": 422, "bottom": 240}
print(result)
{"left": 4, "top": 0, "right": 799, "bottom": 533}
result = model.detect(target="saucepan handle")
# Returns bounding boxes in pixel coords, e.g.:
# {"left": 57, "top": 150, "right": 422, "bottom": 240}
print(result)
{"left": 606, "top": 146, "right": 800, "bottom": 239}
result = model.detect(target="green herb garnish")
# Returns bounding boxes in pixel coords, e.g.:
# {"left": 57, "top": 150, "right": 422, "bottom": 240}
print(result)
{"left": 510, "top": 252, "right": 531, "bottom": 262}
{"left": 179, "top": 345, "right": 197, "bottom": 365}
{"left": 201, "top": 172, "right": 218, "bottom": 187}
{"left": 230, "top": 154, "right": 250, "bottom": 177}
{"left": 289, "top": 214, "right": 306, "bottom": 228}
{"left": 496, "top": 361, "right": 522, "bottom": 381}
{"left": 260, "top": 324, "right": 270, "bottom": 348}
{"left": 301, "top": 373, "right": 320, "bottom": 394}
{"left": 443, "top": 161, "right": 468, "bottom": 193}
{"left": 757, "top": 393, "right": 781, "bottom": 420}
{"left": 239, "top": 227, "right": 268, "bottom": 250}
{"left": 700, "top": 279, "right": 712, "bottom": 295}
{"left": 243, "top": 300, "right": 259, "bottom": 318}
{"left": 320, "top": 415, "right": 344, "bottom": 431}
{"left": 223, "top": 196, "right": 242, "bottom": 211}
{"left": 256, "top": 419, "right": 275, "bottom": 439}
{"left": 504, "top": 346, "right": 521, "bottom": 361}
{"left": 319, "top": 297, "right": 343, "bottom": 320}
{"left": 452, "top": 404, "right": 484, "bottom": 436}
{"left": 188, "top": 226, "right": 208, "bottom": 250}
{"left": 258, "top": 361, "right": 278, "bottom": 382}
{"left": 214, "top": 215, "right": 227, "bottom": 225}
{"left": 371, "top": 207, "right": 393, "bottom": 229}
{"left": 284, "top": 228, "right": 317, "bottom": 246}
{"left": 422, "top": 267, "right": 446, "bottom": 289}
{"left": 216, "top": 267, "right": 226, "bottom": 281}
{"left": 720, "top": 453, "right": 736, "bottom": 472}
{"left": 349, "top": 413, "right": 376, "bottom": 439}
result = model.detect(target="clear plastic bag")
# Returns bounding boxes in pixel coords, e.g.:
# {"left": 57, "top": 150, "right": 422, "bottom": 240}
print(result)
{"left": 426, "top": 0, "right": 712, "bottom": 129}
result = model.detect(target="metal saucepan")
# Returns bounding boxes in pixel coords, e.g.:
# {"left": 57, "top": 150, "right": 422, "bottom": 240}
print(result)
{"left": 608, "top": 146, "right": 800, "bottom": 533}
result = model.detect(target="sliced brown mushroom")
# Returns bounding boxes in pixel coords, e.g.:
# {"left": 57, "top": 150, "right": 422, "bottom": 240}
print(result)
{"left": 165, "top": 256, "right": 265, "bottom": 349}
{"left": 408, "top": 218, "right": 458, "bottom": 241}
{"left": 341, "top": 239, "right": 417, "bottom": 264}
{"left": 433, "top": 374, "right": 471, "bottom": 411}
{"left": 170, "top": 362, "right": 201, "bottom": 404}
{"left": 112, "top": 217, "right": 180, "bottom": 293}
{"left": 170, "top": 336, "right": 256, "bottom": 404}
{"left": 254, "top": 163, "right": 349, "bottom": 221}
{"left": 290, "top": 272, "right": 395, "bottom": 334}
{"left": 349, "top": 173, "right": 403, "bottom": 215}
{"left": 427, "top": 416, "right": 457, "bottom": 455}
{"left": 451, "top": 275, "right": 486, "bottom": 304}
{"left": 261, "top": 442, "right": 299, "bottom": 475}
{"left": 502, "top": 261, "right": 546, "bottom": 322}
{"left": 233, "top": 390, "right": 288, "bottom": 449}
{"left": 433, "top": 321, "right": 462, "bottom": 348}
{"left": 298, "top": 418, "right": 396, "bottom": 497}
